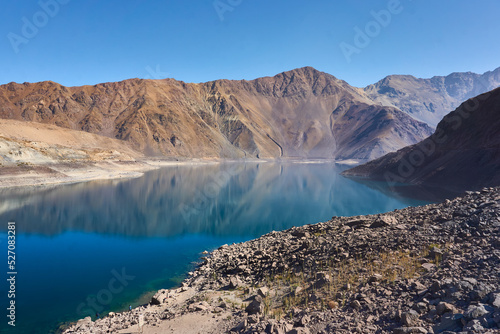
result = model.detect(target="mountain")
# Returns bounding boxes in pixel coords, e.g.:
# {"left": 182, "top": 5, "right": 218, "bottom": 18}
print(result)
{"left": 0, "top": 67, "right": 432, "bottom": 161}
{"left": 342, "top": 87, "right": 500, "bottom": 192}
{"left": 0, "top": 118, "right": 157, "bottom": 188}
{"left": 364, "top": 67, "right": 500, "bottom": 127}
{"left": 0, "top": 119, "right": 142, "bottom": 165}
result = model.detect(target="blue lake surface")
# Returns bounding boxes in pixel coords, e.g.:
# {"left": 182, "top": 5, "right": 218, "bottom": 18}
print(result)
{"left": 0, "top": 161, "right": 432, "bottom": 333}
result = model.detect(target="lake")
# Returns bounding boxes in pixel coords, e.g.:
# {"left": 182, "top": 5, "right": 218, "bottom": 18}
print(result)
{"left": 0, "top": 161, "right": 431, "bottom": 333}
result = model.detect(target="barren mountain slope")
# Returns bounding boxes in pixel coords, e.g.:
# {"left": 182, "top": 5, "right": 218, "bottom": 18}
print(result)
{"left": 343, "top": 87, "right": 500, "bottom": 192}
{"left": 0, "top": 119, "right": 158, "bottom": 188}
{"left": 0, "top": 119, "right": 142, "bottom": 164}
{"left": 0, "top": 67, "right": 433, "bottom": 161}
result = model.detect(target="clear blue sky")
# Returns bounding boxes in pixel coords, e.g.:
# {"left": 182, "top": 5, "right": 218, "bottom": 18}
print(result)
{"left": 1, "top": 0, "right": 499, "bottom": 87}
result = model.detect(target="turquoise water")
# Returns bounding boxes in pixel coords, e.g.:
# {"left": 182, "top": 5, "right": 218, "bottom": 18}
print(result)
{"left": 0, "top": 162, "right": 431, "bottom": 333}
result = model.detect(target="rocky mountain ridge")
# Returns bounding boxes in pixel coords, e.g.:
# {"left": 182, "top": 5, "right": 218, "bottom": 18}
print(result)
{"left": 365, "top": 67, "right": 500, "bottom": 126}
{"left": 0, "top": 67, "right": 437, "bottom": 161}
{"left": 2, "top": 66, "right": 498, "bottom": 163}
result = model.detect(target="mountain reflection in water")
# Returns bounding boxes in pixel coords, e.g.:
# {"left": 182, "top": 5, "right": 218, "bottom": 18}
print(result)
{"left": 0, "top": 161, "right": 429, "bottom": 237}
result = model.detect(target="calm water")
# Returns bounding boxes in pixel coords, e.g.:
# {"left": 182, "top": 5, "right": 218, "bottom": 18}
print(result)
{"left": 0, "top": 162, "right": 431, "bottom": 333}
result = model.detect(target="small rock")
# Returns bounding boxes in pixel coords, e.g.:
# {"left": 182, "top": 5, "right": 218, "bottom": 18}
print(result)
{"left": 412, "top": 302, "right": 428, "bottom": 314}
{"left": 232, "top": 319, "right": 247, "bottom": 332}
{"left": 297, "top": 314, "right": 310, "bottom": 327}
{"left": 287, "top": 328, "right": 310, "bottom": 334}
{"left": 428, "top": 246, "right": 443, "bottom": 260}
{"left": 429, "top": 281, "right": 441, "bottom": 293}
{"left": 212, "top": 307, "right": 223, "bottom": 313}
{"left": 463, "top": 319, "right": 484, "bottom": 332}
{"left": 346, "top": 219, "right": 370, "bottom": 228}
{"left": 368, "top": 273, "right": 383, "bottom": 283}
{"left": 293, "top": 286, "right": 304, "bottom": 296}
{"left": 490, "top": 292, "right": 500, "bottom": 308}
{"left": 421, "top": 263, "right": 436, "bottom": 272}
{"left": 350, "top": 300, "right": 362, "bottom": 310}
{"left": 436, "top": 302, "right": 458, "bottom": 315}
{"left": 189, "top": 301, "right": 209, "bottom": 312}
{"left": 245, "top": 295, "right": 263, "bottom": 315}
{"left": 229, "top": 276, "right": 240, "bottom": 289}
{"left": 370, "top": 215, "right": 397, "bottom": 228}
{"left": 392, "top": 327, "right": 427, "bottom": 334}
{"left": 433, "top": 313, "right": 464, "bottom": 333}
{"left": 257, "top": 286, "right": 269, "bottom": 298}
{"left": 464, "top": 304, "right": 488, "bottom": 319}
{"left": 313, "top": 275, "right": 331, "bottom": 289}
{"left": 327, "top": 300, "right": 338, "bottom": 309}
{"left": 401, "top": 310, "right": 419, "bottom": 327}
{"left": 411, "top": 281, "right": 427, "bottom": 291}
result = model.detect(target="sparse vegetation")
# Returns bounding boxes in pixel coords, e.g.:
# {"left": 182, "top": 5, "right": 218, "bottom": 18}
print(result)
{"left": 240, "top": 246, "right": 431, "bottom": 319}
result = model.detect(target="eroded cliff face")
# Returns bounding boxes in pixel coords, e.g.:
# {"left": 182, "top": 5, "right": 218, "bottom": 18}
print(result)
{"left": 0, "top": 67, "right": 433, "bottom": 161}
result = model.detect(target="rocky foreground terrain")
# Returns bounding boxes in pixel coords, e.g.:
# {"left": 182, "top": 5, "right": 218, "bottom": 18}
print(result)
{"left": 62, "top": 187, "right": 500, "bottom": 334}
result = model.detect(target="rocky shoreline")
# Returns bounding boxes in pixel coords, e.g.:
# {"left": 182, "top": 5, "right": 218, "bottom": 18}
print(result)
{"left": 62, "top": 187, "right": 500, "bottom": 334}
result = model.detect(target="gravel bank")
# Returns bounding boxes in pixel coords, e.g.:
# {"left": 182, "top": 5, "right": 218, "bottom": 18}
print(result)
{"left": 62, "top": 187, "right": 500, "bottom": 334}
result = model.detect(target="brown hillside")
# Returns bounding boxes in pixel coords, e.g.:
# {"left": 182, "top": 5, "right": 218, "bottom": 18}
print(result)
{"left": 0, "top": 67, "right": 433, "bottom": 160}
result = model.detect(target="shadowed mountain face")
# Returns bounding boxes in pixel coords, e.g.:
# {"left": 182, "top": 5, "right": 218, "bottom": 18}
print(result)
{"left": 343, "top": 87, "right": 500, "bottom": 192}
{"left": 365, "top": 67, "right": 500, "bottom": 127}
{"left": 0, "top": 67, "right": 433, "bottom": 161}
